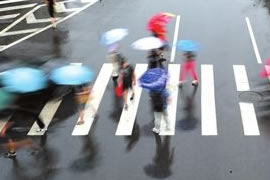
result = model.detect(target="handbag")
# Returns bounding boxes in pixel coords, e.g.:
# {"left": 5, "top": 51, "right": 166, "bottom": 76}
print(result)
{"left": 115, "top": 82, "right": 123, "bottom": 97}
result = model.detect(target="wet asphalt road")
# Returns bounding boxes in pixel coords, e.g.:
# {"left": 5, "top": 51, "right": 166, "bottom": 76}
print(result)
{"left": 1, "top": 0, "right": 270, "bottom": 179}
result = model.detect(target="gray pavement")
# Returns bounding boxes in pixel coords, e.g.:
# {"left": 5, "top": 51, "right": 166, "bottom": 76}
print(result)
{"left": 1, "top": 0, "right": 270, "bottom": 180}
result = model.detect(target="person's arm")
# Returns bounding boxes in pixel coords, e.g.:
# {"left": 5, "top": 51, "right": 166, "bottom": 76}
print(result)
{"left": 132, "top": 70, "right": 136, "bottom": 86}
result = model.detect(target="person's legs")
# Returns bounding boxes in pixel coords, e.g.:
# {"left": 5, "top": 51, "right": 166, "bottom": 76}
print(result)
{"left": 162, "top": 109, "right": 171, "bottom": 130}
{"left": 179, "top": 61, "right": 188, "bottom": 85}
{"left": 123, "top": 89, "right": 129, "bottom": 110}
{"left": 189, "top": 61, "right": 198, "bottom": 85}
{"left": 5, "top": 139, "right": 16, "bottom": 158}
{"left": 36, "top": 116, "right": 46, "bottom": 132}
{"left": 153, "top": 112, "right": 162, "bottom": 133}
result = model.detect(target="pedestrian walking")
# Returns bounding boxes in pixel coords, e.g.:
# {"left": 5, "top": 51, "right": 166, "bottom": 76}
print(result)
{"left": 44, "top": 0, "right": 57, "bottom": 28}
{"left": 147, "top": 49, "right": 166, "bottom": 69}
{"left": 178, "top": 51, "right": 198, "bottom": 86}
{"left": 150, "top": 87, "right": 171, "bottom": 134}
{"left": 75, "top": 84, "right": 96, "bottom": 125}
{"left": 120, "top": 59, "right": 136, "bottom": 110}
{"left": 107, "top": 44, "right": 124, "bottom": 86}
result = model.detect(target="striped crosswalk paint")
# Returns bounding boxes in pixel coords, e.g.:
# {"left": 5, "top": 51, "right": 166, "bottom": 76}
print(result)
{"left": 0, "top": 3, "right": 37, "bottom": 12}
{"left": 0, "top": 14, "right": 20, "bottom": 20}
{"left": 0, "top": 0, "right": 29, "bottom": 5}
{"left": 159, "top": 64, "right": 180, "bottom": 135}
{"left": 201, "top": 65, "right": 218, "bottom": 136}
{"left": 72, "top": 63, "right": 113, "bottom": 136}
{"left": 233, "top": 65, "right": 260, "bottom": 136}
{"left": 115, "top": 64, "right": 148, "bottom": 136}
{"left": 27, "top": 100, "right": 62, "bottom": 136}
{"left": 233, "top": 65, "right": 250, "bottom": 91}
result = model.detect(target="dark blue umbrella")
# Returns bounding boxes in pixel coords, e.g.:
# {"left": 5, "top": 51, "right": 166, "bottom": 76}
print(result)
{"left": 139, "top": 68, "right": 168, "bottom": 91}
{"left": 1, "top": 67, "right": 47, "bottom": 93}
{"left": 50, "top": 65, "right": 94, "bottom": 85}
{"left": 177, "top": 40, "right": 200, "bottom": 52}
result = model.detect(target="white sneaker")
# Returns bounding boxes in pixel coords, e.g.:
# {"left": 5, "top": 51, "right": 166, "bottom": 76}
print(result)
{"left": 152, "top": 127, "right": 160, "bottom": 134}
{"left": 36, "top": 128, "right": 47, "bottom": 132}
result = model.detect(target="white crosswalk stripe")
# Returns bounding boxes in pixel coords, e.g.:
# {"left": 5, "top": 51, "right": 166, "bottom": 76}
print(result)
{"left": 233, "top": 65, "right": 260, "bottom": 136}
{"left": 0, "top": 3, "right": 37, "bottom": 12}
{"left": 72, "top": 63, "right": 113, "bottom": 136}
{"left": 0, "top": 14, "right": 20, "bottom": 20}
{"left": 0, "top": 28, "right": 41, "bottom": 37}
{"left": 0, "top": 0, "right": 29, "bottom": 5}
{"left": 159, "top": 64, "right": 180, "bottom": 135}
{"left": 115, "top": 64, "right": 147, "bottom": 136}
{"left": 201, "top": 64, "right": 218, "bottom": 136}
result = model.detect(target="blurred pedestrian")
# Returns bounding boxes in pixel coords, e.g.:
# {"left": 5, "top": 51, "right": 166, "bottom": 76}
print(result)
{"left": 107, "top": 44, "right": 124, "bottom": 86}
{"left": 75, "top": 84, "right": 96, "bottom": 125}
{"left": 0, "top": 123, "right": 37, "bottom": 158}
{"left": 150, "top": 87, "right": 171, "bottom": 134}
{"left": 120, "top": 59, "right": 136, "bottom": 110}
{"left": 147, "top": 49, "right": 166, "bottom": 69}
{"left": 44, "top": 0, "right": 57, "bottom": 28}
{"left": 179, "top": 51, "right": 198, "bottom": 86}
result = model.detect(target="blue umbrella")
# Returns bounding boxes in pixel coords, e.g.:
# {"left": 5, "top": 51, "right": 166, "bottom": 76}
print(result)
{"left": 139, "top": 68, "right": 168, "bottom": 91}
{"left": 101, "top": 28, "right": 128, "bottom": 45}
{"left": 1, "top": 67, "right": 47, "bottom": 93}
{"left": 50, "top": 65, "right": 94, "bottom": 85}
{"left": 177, "top": 40, "right": 200, "bottom": 52}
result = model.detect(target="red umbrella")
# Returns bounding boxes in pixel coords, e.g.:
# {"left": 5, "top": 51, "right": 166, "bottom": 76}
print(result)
{"left": 147, "top": 13, "right": 175, "bottom": 41}
{"left": 147, "top": 13, "right": 174, "bottom": 30}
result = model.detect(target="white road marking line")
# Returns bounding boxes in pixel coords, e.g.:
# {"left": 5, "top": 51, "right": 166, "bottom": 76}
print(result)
{"left": 201, "top": 65, "right": 218, "bottom": 136}
{"left": 26, "top": 13, "right": 60, "bottom": 24}
{"left": 239, "top": 103, "right": 260, "bottom": 136}
{"left": 0, "top": 46, "right": 6, "bottom": 50}
{"left": 0, "top": 28, "right": 40, "bottom": 37}
{"left": 0, "top": 115, "right": 12, "bottom": 133}
{"left": 70, "top": 63, "right": 83, "bottom": 66}
{"left": 72, "top": 63, "right": 113, "bottom": 136}
{"left": 0, "top": 14, "right": 20, "bottom": 20}
{"left": 0, "top": 0, "right": 99, "bottom": 52}
{"left": 27, "top": 100, "right": 62, "bottom": 135}
{"left": 233, "top": 65, "right": 250, "bottom": 91}
{"left": 170, "top": 15, "right": 181, "bottom": 63}
{"left": 55, "top": 2, "right": 80, "bottom": 13}
{"left": 0, "top": 5, "right": 41, "bottom": 35}
{"left": 0, "top": 3, "right": 37, "bottom": 12}
{"left": 0, "top": 0, "right": 29, "bottom": 5}
{"left": 115, "top": 64, "right": 148, "bottom": 136}
{"left": 159, "top": 64, "right": 180, "bottom": 135}
{"left": 245, "top": 17, "right": 262, "bottom": 64}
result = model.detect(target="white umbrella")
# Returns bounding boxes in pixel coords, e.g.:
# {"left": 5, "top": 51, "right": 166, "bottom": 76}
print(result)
{"left": 131, "top": 37, "right": 164, "bottom": 50}
{"left": 101, "top": 28, "right": 128, "bottom": 45}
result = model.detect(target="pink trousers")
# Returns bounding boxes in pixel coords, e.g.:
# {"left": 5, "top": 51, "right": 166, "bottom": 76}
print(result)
{"left": 179, "top": 60, "right": 198, "bottom": 81}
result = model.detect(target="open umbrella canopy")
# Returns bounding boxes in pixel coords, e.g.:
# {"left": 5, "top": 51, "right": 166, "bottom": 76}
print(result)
{"left": 1, "top": 67, "right": 47, "bottom": 93}
{"left": 139, "top": 68, "right": 168, "bottom": 91}
{"left": 131, "top": 37, "right": 164, "bottom": 50}
{"left": 177, "top": 40, "right": 200, "bottom": 52}
{"left": 147, "top": 12, "right": 175, "bottom": 31}
{"left": 101, "top": 28, "right": 128, "bottom": 45}
{"left": 50, "top": 65, "right": 94, "bottom": 85}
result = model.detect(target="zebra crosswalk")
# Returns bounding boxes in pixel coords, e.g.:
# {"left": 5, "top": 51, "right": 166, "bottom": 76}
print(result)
{"left": 0, "top": 63, "right": 267, "bottom": 137}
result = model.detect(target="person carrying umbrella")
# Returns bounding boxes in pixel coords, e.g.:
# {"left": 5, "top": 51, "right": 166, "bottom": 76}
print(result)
{"left": 107, "top": 44, "right": 125, "bottom": 86}
{"left": 179, "top": 51, "right": 198, "bottom": 86}
{"left": 44, "top": 0, "right": 57, "bottom": 28}
{"left": 177, "top": 40, "right": 200, "bottom": 86}
{"left": 75, "top": 84, "right": 96, "bottom": 125}
{"left": 119, "top": 59, "right": 136, "bottom": 110}
{"left": 147, "top": 49, "right": 166, "bottom": 69}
